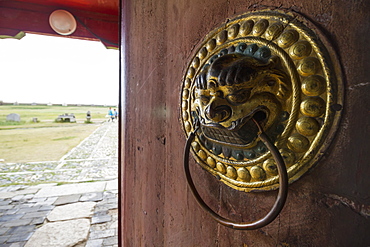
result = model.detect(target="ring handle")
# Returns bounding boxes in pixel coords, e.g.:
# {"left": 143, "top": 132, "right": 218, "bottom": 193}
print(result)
{"left": 184, "top": 120, "right": 289, "bottom": 230}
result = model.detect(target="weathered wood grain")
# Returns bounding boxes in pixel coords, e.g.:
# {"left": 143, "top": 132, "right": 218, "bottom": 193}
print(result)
{"left": 120, "top": 0, "right": 370, "bottom": 246}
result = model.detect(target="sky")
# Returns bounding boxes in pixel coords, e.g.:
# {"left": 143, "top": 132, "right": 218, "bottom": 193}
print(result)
{"left": 0, "top": 33, "right": 119, "bottom": 106}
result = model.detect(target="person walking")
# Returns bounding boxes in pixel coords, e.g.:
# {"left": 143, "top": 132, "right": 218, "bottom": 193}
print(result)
{"left": 108, "top": 107, "right": 114, "bottom": 122}
{"left": 113, "top": 109, "right": 118, "bottom": 121}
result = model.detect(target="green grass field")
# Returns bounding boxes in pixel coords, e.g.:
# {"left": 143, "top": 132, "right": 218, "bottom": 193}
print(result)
{"left": 0, "top": 105, "right": 114, "bottom": 163}
{"left": 0, "top": 105, "right": 110, "bottom": 129}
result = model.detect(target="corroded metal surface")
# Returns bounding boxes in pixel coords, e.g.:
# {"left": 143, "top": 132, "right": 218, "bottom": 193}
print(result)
{"left": 180, "top": 10, "right": 343, "bottom": 191}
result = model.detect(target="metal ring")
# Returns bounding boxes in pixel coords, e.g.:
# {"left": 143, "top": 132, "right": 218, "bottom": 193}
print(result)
{"left": 184, "top": 120, "right": 288, "bottom": 230}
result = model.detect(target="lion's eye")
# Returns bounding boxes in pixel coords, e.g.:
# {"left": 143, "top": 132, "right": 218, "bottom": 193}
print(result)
{"left": 226, "top": 89, "right": 251, "bottom": 105}
{"left": 267, "top": 80, "right": 276, "bottom": 86}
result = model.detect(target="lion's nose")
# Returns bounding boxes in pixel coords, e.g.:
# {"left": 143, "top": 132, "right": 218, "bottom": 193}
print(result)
{"left": 205, "top": 102, "right": 232, "bottom": 122}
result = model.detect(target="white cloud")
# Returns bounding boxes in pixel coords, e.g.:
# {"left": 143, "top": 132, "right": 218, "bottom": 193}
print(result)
{"left": 0, "top": 33, "right": 119, "bottom": 105}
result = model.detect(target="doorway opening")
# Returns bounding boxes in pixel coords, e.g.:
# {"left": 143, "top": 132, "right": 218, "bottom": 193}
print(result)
{"left": 0, "top": 33, "right": 119, "bottom": 246}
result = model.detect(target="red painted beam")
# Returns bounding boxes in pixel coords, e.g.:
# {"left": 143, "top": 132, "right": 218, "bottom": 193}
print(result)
{"left": 0, "top": 0, "right": 118, "bottom": 47}
{"left": 12, "top": 0, "right": 119, "bottom": 16}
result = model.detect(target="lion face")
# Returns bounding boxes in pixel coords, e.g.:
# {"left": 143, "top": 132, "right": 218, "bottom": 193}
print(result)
{"left": 192, "top": 51, "right": 290, "bottom": 149}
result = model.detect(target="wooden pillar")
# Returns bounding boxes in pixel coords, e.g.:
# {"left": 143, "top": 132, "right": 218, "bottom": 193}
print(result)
{"left": 119, "top": 0, "right": 370, "bottom": 246}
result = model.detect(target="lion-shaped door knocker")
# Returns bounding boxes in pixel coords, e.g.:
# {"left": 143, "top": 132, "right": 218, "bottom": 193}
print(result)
{"left": 181, "top": 10, "right": 343, "bottom": 230}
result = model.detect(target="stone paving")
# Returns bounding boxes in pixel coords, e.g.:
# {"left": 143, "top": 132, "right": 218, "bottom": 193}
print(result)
{"left": 0, "top": 121, "right": 118, "bottom": 247}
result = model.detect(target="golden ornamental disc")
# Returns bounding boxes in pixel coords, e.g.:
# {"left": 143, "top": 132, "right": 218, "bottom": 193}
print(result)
{"left": 180, "top": 10, "right": 343, "bottom": 192}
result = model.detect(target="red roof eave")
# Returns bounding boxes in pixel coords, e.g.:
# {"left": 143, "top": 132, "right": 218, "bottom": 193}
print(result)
{"left": 0, "top": 0, "right": 119, "bottom": 48}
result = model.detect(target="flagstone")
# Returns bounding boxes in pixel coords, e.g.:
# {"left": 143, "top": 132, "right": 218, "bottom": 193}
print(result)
{"left": 47, "top": 202, "right": 96, "bottom": 222}
{"left": 25, "top": 219, "right": 90, "bottom": 247}
{"left": 34, "top": 181, "right": 106, "bottom": 198}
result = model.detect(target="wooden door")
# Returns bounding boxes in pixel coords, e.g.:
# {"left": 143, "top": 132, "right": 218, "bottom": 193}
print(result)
{"left": 119, "top": 0, "right": 370, "bottom": 246}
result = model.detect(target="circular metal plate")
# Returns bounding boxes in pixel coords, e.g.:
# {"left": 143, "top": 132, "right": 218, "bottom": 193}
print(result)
{"left": 180, "top": 10, "right": 343, "bottom": 192}
{"left": 49, "top": 10, "right": 77, "bottom": 36}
